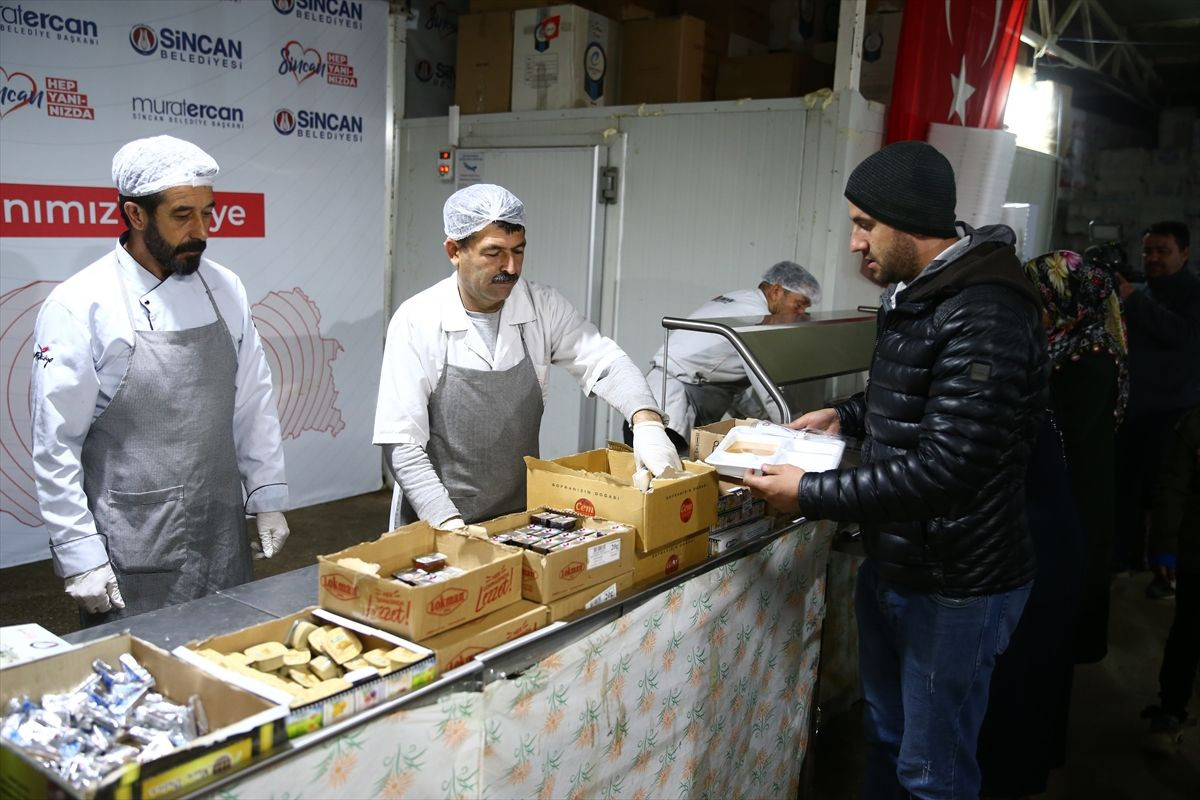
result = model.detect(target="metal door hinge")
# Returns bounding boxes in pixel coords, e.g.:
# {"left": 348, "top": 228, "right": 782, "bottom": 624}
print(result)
{"left": 598, "top": 166, "right": 619, "bottom": 205}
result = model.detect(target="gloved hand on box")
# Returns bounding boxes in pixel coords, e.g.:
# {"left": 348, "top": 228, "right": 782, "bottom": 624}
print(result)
{"left": 632, "top": 418, "right": 683, "bottom": 477}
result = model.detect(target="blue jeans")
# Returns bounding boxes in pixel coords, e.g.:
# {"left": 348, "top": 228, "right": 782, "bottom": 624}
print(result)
{"left": 856, "top": 559, "right": 1032, "bottom": 800}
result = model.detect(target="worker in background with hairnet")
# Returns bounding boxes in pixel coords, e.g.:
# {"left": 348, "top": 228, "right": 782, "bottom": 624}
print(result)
{"left": 641, "top": 261, "right": 822, "bottom": 451}
{"left": 30, "top": 135, "right": 290, "bottom": 625}
{"left": 373, "top": 183, "right": 681, "bottom": 530}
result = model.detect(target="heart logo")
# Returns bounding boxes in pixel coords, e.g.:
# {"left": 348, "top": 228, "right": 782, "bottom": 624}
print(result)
{"left": 280, "top": 40, "right": 323, "bottom": 85}
{"left": 0, "top": 67, "right": 40, "bottom": 119}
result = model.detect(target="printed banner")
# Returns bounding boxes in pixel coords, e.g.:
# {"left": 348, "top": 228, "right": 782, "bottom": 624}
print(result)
{"left": 0, "top": 0, "right": 389, "bottom": 567}
{"left": 885, "top": 0, "right": 1027, "bottom": 143}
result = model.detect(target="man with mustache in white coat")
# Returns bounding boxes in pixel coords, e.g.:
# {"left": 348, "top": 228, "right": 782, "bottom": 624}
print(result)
{"left": 374, "top": 184, "right": 680, "bottom": 530}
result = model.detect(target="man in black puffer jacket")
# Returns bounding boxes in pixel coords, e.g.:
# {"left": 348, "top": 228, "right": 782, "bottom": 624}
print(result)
{"left": 746, "top": 141, "right": 1049, "bottom": 800}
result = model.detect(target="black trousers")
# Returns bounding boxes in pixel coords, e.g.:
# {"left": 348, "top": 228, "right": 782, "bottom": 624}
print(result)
{"left": 1159, "top": 570, "right": 1200, "bottom": 717}
{"left": 1113, "top": 409, "right": 1186, "bottom": 571}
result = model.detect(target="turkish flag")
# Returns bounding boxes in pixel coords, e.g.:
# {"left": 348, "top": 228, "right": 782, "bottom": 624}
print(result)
{"left": 885, "top": 0, "right": 1028, "bottom": 144}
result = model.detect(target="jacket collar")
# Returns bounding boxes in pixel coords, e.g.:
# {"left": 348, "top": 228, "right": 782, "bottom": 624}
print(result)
{"left": 114, "top": 236, "right": 179, "bottom": 295}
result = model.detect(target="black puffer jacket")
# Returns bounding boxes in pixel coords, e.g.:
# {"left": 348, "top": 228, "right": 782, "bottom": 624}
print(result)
{"left": 799, "top": 225, "right": 1049, "bottom": 596}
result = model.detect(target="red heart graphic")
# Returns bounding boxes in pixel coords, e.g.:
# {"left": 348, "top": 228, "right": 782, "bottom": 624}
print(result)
{"left": 0, "top": 67, "right": 39, "bottom": 119}
{"left": 282, "top": 40, "right": 323, "bottom": 85}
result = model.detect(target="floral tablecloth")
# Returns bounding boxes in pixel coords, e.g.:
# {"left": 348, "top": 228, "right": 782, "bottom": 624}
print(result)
{"left": 215, "top": 521, "right": 834, "bottom": 800}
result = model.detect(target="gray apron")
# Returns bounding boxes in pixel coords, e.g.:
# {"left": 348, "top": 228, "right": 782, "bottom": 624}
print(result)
{"left": 80, "top": 259, "right": 250, "bottom": 625}
{"left": 398, "top": 326, "right": 544, "bottom": 526}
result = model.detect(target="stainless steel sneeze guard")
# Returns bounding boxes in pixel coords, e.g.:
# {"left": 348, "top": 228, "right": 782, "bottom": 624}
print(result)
{"left": 660, "top": 308, "right": 877, "bottom": 422}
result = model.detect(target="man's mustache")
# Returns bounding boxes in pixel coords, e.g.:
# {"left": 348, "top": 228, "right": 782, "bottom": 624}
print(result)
{"left": 175, "top": 240, "right": 207, "bottom": 256}
{"left": 492, "top": 273, "right": 518, "bottom": 284}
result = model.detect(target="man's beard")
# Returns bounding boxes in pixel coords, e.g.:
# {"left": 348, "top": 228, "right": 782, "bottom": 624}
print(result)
{"left": 145, "top": 218, "right": 206, "bottom": 276}
{"left": 874, "top": 233, "right": 922, "bottom": 286}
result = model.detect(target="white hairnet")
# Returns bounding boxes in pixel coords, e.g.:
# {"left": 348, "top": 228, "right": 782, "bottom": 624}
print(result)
{"left": 443, "top": 183, "right": 525, "bottom": 240}
{"left": 763, "top": 260, "right": 822, "bottom": 304}
{"left": 111, "top": 135, "right": 219, "bottom": 197}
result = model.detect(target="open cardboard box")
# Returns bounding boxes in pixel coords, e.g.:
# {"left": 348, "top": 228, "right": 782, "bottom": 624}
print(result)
{"left": 545, "top": 569, "right": 634, "bottom": 622}
{"left": 175, "top": 607, "right": 435, "bottom": 739}
{"left": 0, "top": 633, "right": 286, "bottom": 800}
{"left": 690, "top": 418, "right": 757, "bottom": 461}
{"left": 318, "top": 521, "right": 523, "bottom": 640}
{"left": 485, "top": 510, "right": 636, "bottom": 602}
{"left": 419, "top": 599, "right": 549, "bottom": 676}
{"left": 525, "top": 445, "right": 718, "bottom": 553}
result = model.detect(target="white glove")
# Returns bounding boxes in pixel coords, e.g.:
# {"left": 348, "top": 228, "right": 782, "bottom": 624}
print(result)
{"left": 65, "top": 562, "right": 125, "bottom": 614}
{"left": 433, "top": 516, "right": 465, "bottom": 531}
{"left": 632, "top": 419, "right": 683, "bottom": 477}
{"left": 252, "top": 511, "right": 290, "bottom": 559}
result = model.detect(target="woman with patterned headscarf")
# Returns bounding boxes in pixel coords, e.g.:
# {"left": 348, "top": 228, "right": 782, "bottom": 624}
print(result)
{"left": 1027, "top": 249, "right": 1129, "bottom": 662}
{"left": 979, "top": 250, "right": 1129, "bottom": 797}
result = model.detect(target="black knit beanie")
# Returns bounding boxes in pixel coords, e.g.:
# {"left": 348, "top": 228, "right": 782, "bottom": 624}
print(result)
{"left": 844, "top": 140, "right": 958, "bottom": 238}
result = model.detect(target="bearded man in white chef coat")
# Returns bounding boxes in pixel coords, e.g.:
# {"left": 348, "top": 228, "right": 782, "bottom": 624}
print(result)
{"left": 374, "top": 183, "right": 682, "bottom": 530}
{"left": 31, "top": 135, "right": 290, "bottom": 626}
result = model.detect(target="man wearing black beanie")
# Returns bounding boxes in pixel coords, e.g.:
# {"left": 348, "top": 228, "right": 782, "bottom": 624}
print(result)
{"left": 746, "top": 140, "right": 1049, "bottom": 800}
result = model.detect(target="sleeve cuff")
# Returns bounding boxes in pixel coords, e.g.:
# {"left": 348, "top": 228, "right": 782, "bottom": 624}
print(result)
{"left": 51, "top": 534, "right": 109, "bottom": 579}
{"left": 246, "top": 483, "right": 289, "bottom": 514}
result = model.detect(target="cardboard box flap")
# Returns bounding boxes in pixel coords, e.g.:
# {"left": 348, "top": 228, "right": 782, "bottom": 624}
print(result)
{"left": 525, "top": 452, "right": 632, "bottom": 488}
{"left": 525, "top": 450, "right": 715, "bottom": 490}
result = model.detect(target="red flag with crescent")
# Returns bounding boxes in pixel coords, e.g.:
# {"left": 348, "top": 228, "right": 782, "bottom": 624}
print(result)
{"left": 885, "top": 0, "right": 1028, "bottom": 144}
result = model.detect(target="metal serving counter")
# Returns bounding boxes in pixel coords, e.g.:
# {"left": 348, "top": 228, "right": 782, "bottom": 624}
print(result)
{"left": 63, "top": 516, "right": 835, "bottom": 800}
{"left": 659, "top": 308, "right": 876, "bottom": 422}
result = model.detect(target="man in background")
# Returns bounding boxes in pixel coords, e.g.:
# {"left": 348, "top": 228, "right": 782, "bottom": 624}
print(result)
{"left": 1112, "top": 221, "right": 1200, "bottom": 589}
{"left": 644, "top": 261, "right": 822, "bottom": 451}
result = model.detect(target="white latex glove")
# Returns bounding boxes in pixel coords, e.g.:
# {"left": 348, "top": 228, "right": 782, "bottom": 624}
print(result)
{"left": 433, "top": 516, "right": 465, "bottom": 532}
{"left": 65, "top": 562, "right": 125, "bottom": 614}
{"left": 632, "top": 419, "right": 684, "bottom": 477}
{"left": 252, "top": 511, "right": 290, "bottom": 559}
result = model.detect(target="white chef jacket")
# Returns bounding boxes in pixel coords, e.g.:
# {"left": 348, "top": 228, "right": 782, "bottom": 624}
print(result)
{"left": 31, "top": 241, "right": 288, "bottom": 578}
{"left": 374, "top": 275, "right": 647, "bottom": 447}
{"left": 649, "top": 287, "right": 779, "bottom": 437}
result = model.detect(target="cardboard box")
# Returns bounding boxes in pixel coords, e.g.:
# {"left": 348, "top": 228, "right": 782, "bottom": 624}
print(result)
{"left": 456, "top": 12, "right": 514, "bottom": 114}
{"left": 715, "top": 52, "right": 834, "bottom": 100}
{"left": 177, "top": 607, "right": 435, "bottom": 739}
{"left": 471, "top": 0, "right": 664, "bottom": 17}
{"left": 486, "top": 509, "right": 636, "bottom": 601}
{"left": 690, "top": 418, "right": 757, "bottom": 461}
{"left": 511, "top": 4, "right": 619, "bottom": 111}
{"left": 620, "top": 15, "right": 714, "bottom": 104}
{"left": 525, "top": 447, "right": 718, "bottom": 552}
{"left": 546, "top": 570, "right": 634, "bottom": 621}
{"left": 420, "top": 599, "right": 549, "bottom": 674}
{"left": 675, "top": 0, "right": 769, "bottom": 44}
{"left": 0, "top": 633, "right": 286, "bottom": 800}
{"left": 632, "top": 530, "right": 710, "bottom": 585}
{"left": 318, "top": 522, "right": 523, "bottom": 640}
